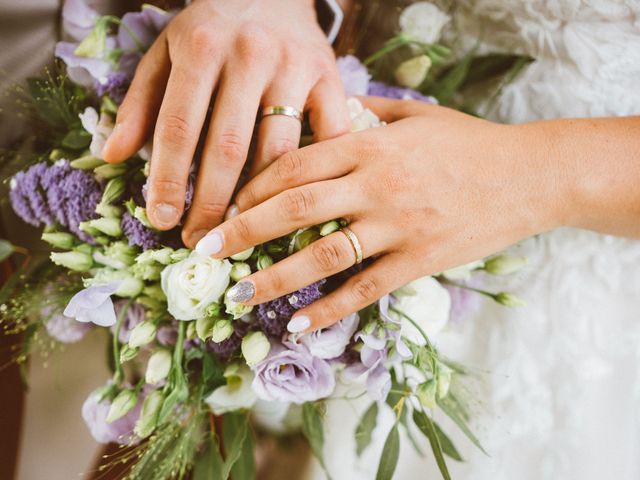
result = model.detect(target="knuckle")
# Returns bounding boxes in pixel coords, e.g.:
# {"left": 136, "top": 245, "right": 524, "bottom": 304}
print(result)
{"left": 235, "top": 25, "right": 271, "bottom": 61}
{"left": 260, "top": 268, "right": 284, "bottom": 296}
{"left": 351, "top": 277, "right": 379, "bottom": 304}
{"left": 318, "top": 300, "right": 341, "bottom": 323}
{"left": 275, "top": 152, "right": 303, "bottom": 184}
{"left": 310, "top": 240, "right": 344, "bottom": 272}
{"left": 193, "top": 200, "right": 227, "bottom": 220}
{"left": 186, "top": 24, "right": 216, "bottom": 56}
{"left": 231, "top": 214, "right": 252, "bottom": 243}
{"left": 157, "top": 113, "right": 192, "bottom": 147}
{"left": 280, "top": 188, "right": 315, "bottom": 221}
{"left": 148, "top": 178, "right": 185, "bottom": 200}
{"left": 215, "top": 128, "right": 245, "bottom": 165}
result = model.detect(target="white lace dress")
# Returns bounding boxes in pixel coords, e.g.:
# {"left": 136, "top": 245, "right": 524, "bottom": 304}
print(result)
{"left": 310, "top": 2, "right": 640, "bottom": 479}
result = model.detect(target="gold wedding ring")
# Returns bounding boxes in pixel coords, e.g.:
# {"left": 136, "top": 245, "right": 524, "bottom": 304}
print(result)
{"left": 261, "top": 105, "right": 303, "bottom": 122}
{"left": 340, "top": 227, "right": 363, "bottom": 265}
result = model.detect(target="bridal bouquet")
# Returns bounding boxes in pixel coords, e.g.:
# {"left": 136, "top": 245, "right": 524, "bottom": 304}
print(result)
{"left": 1, "top": 2, "right": 530, "bottom": 479}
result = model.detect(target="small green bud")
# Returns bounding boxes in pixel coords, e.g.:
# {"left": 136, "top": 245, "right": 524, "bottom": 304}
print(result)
{"left": 224, "top": 292, "right": 253, "bottom": 320}
{"left": 195, "top": 316, "right": 216, "bottom": 341}
{"left": 131, "top": 262, "right": 163, "bottom": 281}
{"left": 136, "top": 295, "right": 165, "bottom": 312}
{"left": 394, "top": 55, "right": 432, "bottom": 88}
{"left": 128, "top": 321, "right": 157, "bottom": 348}
{"left": 205, "top": 303, "right": 222, "bottom": 318}
{"left": 95, "top": 204, "right": 122, "bottom": 218}
{"left": 416, "top": 379, "right": 438, "bottom": 409}
{"left": 106, "top": 389, "right": 137, "bottom": 423}
{"left": 211, "top": 319, "right": 234, "bottom": 343}
{"left": 134, "top": 206, "right": 154, "bottom": 229}
{"left": 145, "top": 350, "right": 172, "bottom": 385}
{"left": 79, "top": 221, "right": 102, "bottom": 237}
{"left": 100, "top": 177, "right": 126, "bottom": 206}
{"left": 120, "top": 345, "right": 139, "bottom": 363}
{"left": 319, "top": 220, "right": 341, "bottom": 236}
{"left": 94, "top": 163, "right": 128, "bottom": 179}
{"left": 294, "top": 229, "right": 321, "bottom": 251}
{"left": 484, "top": 255, "right": 528, "bottom": 276}
{"left": 50, "top": 251, "right": 93, "bottom": 272}
{"left": 230, "top": 247, "right": 254, "bottom": 261}
{"left": 436, "top": 364, "right": 452, "bottom": 399}
{"left": 257, "top": 254, "right": 273, "bottom": 271}
{"left": 170, "top": 248, "right": 190, "bottom": 263}
{"left": 230, "top": 262, "right": 251, "bottom": 282}
{"left": 49, "top": 149, "right": 66, "bottom": 161}
{"left": 41, "top": 232, "right": 75, "bottom": 249}
{"left": 186, "top": 321, "right": 198, "bottom": 340}
{"left": 115, "top": 275, "right": 144, "bottom": 298}
{"left": 88, "top": 217, "right": 122, "bottom": 237}
{"left": 134, "top": 390, "right": 164, "bottom": 438}
{"left": 241, "top": 331, "right": 270, "bottom": 367}
{"left": 494, "top": 292, "right": 526, "bottom": 307}
{"left": 70, "top": 155, "right": 105, "bottom": 170}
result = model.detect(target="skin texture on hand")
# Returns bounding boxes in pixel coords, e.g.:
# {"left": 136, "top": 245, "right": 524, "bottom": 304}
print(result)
{"left": 195, "top": 96, "right": 640, "bottom": 333}
{"left": 101, "top": 0, "right": 349, "bottom": 247}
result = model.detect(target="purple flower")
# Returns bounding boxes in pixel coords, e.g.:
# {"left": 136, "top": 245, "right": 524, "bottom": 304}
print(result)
{"left": 82, "top": 386, "right": 143, "bottom": 445}
{"left": 208, "top": 320, "right": 251, "bottom": 361}
{"left": 297, "top": 313, "right": 359, "bottom": 360}
{"left": 63, "top": 283, "right": 121, "bottom": 327}
{"left": 112, "top": 301, "right": 146, "bottom": 343}
{"left": 256, "top": 280, "right": 325, "bottom": 337}
{"left": 368, "top": 81, "right": 436, "bottom": 103}
{"left": 9, "top": 160, "right": 102, "bottom": 243}
{"left": 118, "top": 5, "right": 175, "bottom": 52}
{"left": 45, "top": 313, "right": 92, "bottom": 343}
{"left": 444, "top": 277, "right": 482, "bottom": 324}
{"left": 121, "top": 212, "right": 161, "bottom": 251}
{"left": 252, "top": 342, "right": 335, "bottom": 404}
{"left": 337, "top": 55, "right": 371, "bottom": 96}
{"left": 55, "top": 38, "right": 117, "bottom": 88}
{"left": 62, "top": 0, "right": 99, "bottom": 41}
{"left": 95, "top": 72, "right": 130, "bottom": 104}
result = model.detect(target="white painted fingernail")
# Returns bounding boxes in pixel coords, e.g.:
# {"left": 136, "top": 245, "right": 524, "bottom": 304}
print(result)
{"left": 152, "top": 204, "right": 179, "bottom": 228}
{"left": 195, "top": 231, "right": 223, "bottom": 256}
{"left": 225, "top": 204, "right": 239, "bottom": 220}
{"left": 287, "top": 315, "right": 311, "bottom": 333}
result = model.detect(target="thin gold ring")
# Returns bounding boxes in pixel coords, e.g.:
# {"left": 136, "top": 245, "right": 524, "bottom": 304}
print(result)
{"left": 261, "top": 105, "right": 303, "bottom": 122}
{"left": 340, "top": 227, "right": 363, "bottom": 265}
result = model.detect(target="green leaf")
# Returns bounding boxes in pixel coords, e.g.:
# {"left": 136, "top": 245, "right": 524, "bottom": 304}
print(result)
{"left": 229, "top": 416, "right": 256, "bottom": 480}
{"left": 0, "top": 239, "right": 15, "bottom": 262}
{"left": 193, "top": 433, "right": 224, "bottom": 480}
{"left": 413, "top": 410, "right": 451, "bottom": 480}
{"left": 462, "top": 54, "right": 534, "bottom": 89}
{"left": 221, "top": 412, "right": 250, "bottom": 479}
{"left": 438, "top": 394, "right": 487, "bottom": 455}
{"left": 61, "top": 129, "right": 91, "bottom": 149}
{"left": 302, "top": 402, "right": 331, "bottom": 478}
{"left": 375, "top": 423, "right": 400, "bottom": 480}
{"left": 434, "top": 421, "right": 463, "bottom": 461}
{"left": 355, "top": 402, "right": 378, "bottom": 456}
{"left": 202, "top": 351, "right": 225, "bottom": 397}
{"left": 429, "top": 49, "right": 476, "bottom": 105}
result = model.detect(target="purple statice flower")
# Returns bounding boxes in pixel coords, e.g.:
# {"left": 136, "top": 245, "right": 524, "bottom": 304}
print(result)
{"left": 337, "top": 55, "right": 371, "bottom": 96}
{"left": 251, "top": 342, "right": 335, "bottom": 404}
{"left": 95, "top": 72, "right": 130, "bottom": 104}
{"left": 297, "top": 313, "right": 359, "bottom": 360}
{"left": 9, "top": 160, "right": 102, "bottom": 243}
{"left": 121, "top": 212, "right": 160, "bottom": 251}
{"left": 208, "top": 320, "right": 251, "bottom": 361}
{"left": 257, "top": 280, "right": 325, "bottom": 337}
{"left": 63, "top": 282, "right": 121, "bottom": 327}
{"left": 368, "top": 81, "right": 436, "bottom": 103}
{"left": 111, "top": 301, "right": 146, "bottom": 343}
{"left": 82, "top": 385, "right": 144, "bottom": 445}
{"left": 45, "top": 313, "right": 92, "bottom": 343}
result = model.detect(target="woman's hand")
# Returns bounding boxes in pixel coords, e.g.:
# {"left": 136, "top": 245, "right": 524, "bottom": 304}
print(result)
{"left": 195, "top": 97, "right": 573, "bottom": 332}
{"left": 102, "top": 0, "right": 349, "bottom": 246}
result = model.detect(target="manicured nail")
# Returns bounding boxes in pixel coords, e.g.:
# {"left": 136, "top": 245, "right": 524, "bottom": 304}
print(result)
{"left": 287, "top": 315, "right": 311, "bottom": 333}
{"left": 225, "top": 204, "right": 239, "bottom": 220}
{"left": 101, "top": 123, "right": 120, "bottom": 158}
{"left": 226, "top": 281, "right": 255, "bottom": 303}
{"left": 151, "top": 204, "right": 179, "bottom": 228}
{"left": 195, "top": 231, "right": 223, "bottom": 256}
{"left": 189, "top": 229, "right": 208, "bottom": 247}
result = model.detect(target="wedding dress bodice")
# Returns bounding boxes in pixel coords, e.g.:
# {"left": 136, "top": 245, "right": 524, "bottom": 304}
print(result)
{"left": 312, "top": 2, "right": 640, "bottom": 479}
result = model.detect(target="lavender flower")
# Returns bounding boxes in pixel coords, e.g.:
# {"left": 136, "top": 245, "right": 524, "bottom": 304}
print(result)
{"left": 337, "top": 55, "right": 371, "bottom": 96}
{"left": 368, "top": 81, "right": 435, "bottom": 103}
{"left": 297, "top": 313, "right": 359, "bottom": 360}
{"left": 45, "top": 313, "right": 92, "bottom": 343}
{"left": 257, "top": 280, "right": 325, "bottom": 337}
{"left": 63, "top": 283, "right": 121, "bottom": 327}
{"left": 121, "top": 212, "right": 161, "bottom": 250}
{"left": 82, "top": 386, "right": 144, "bottom": 445}
{"left": 9, "top": 160, "right": 102, "bottom": 243}
{"left": 95, "top": 72, "right": 130, "bottom": 104}
{"left": 251, "top": 342, "right": 335, "bottom": 404}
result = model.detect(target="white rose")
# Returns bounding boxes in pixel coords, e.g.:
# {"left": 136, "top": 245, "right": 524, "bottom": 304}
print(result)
{"left": 160, "top": 252, "right": 232, "bottom": 321}
{"left": 399, "top": 2, "right": 451, "bottom": 45}
{"left": 441, "top": 259, "right": 485, "bottom": 281}
{"left": 393, "top": 276, "right": 451, "bottom": 344}
{"left": 205, "top": 364, "right": 257, "bottom": 415}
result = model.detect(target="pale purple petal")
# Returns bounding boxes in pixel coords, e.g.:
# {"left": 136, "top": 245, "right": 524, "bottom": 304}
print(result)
{"left": 118, "top": 6, "right": 175, "bottom": 51}
{"left": 55, "top": 40, "right": 116, "bottom": 87}
{"left": 337, "top": 55, "right": 370, "bottom": 96}
{"left": 367, "top": 364, "right": 392, "bottom": 401}
{"left": 82, "top": 386, "right": 145, "bottom": 445}
{"left": 64, "top": 283, "right": 121, "bottom": 327}
{"left": 297, "top": 313, "right": 359, "bottom": 359}
{"left": 62, "top": 0, "right": 99, "bottom": 41}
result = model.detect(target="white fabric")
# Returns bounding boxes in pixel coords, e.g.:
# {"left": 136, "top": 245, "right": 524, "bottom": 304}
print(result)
{"left": 310, "top": 1, "right": 640, "bottom": 479}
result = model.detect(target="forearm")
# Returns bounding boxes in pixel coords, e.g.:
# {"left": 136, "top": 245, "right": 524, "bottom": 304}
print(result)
{"left": 522, "top": 116, "right": 640, "bottom": 238}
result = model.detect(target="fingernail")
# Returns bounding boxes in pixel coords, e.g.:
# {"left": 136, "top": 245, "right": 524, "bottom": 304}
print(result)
{"left": 225, "top": 204, "right": 239, "bottom": 220}
{"left": 151, "top": 204, "right": 179, "bottom": 228}
{"left": 195, "top": 231, "right": 223, "bottom": 256}
{"left": 287, "top": 315, "right": 311, "bottom": 333}
{"left": 189, "top": 229, "right": 208, "bottom": 247}
{"left": 226, "top": 281, "right": 255, "bottom": 303}
{"left": 101, "top": 123, "right": 120, "bottom": 157}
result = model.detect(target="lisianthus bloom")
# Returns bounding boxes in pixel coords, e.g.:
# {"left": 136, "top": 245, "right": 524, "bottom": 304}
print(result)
{"left": 337, "top": 55, "right": 371, "bottom": 96}
{"left": 399, "top": 1, "right": 451, "bottom": 45}
{"left": 64, "top": 282, "right": 121, "bottom": 327}
{"left": 206, "top": 364, "right": 257, "bottom": 415}
{"left": 251, "top": 342, "right": 335, "bottom": 404}
{"left": 297, "top": 313, "right": 359, "bottom": 360}
{"left": 82, "top": 385, "right": 143, "bottom": 445}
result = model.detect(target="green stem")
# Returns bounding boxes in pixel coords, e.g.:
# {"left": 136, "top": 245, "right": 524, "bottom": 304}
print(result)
{"left": 390, "top": 306, "right": 435, "bottom": 351}
{"left": 112, "top": 298, "right": 133, "bottom": 384}
{"left": 363, "top": 35, "right": 408, "bottom": 66}
{"left": 438, "top": 278, "right": 498, "bottom": 300}
{"left": 170, "top": 321, "right": 187, "bottom": 389}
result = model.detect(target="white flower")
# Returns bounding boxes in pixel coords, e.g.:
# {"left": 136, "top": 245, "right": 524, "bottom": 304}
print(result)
{"left": 441, "top": 259, "right": 485, "bottom": 281}
{"left": 348, "top": 98, "right": 385, "bottom": 132}
{"left": 205, "top": 364, "right": 257, "bottom": 415}
{"left": 393, "top": 276, "right": 451, "bottom": 344}
{"left": 394, "top": 55, "right": 432, "bottom": 88}
{"left": 241, "top": 332, "right": 271, "bottom": 367}
{"left": 79, "top": 107, "right": 114, "bottom": 158}
{"left": 160, "top": 252, "right": 232, "bottom": 321}
{"left": 145, "top": 350, "right": 172, "bottom": 385}
{"left": 251, "top": 400, "right": 301, "bottom": 434}
{"left": 399, "top": 2, "right": 451, "bottom": 45}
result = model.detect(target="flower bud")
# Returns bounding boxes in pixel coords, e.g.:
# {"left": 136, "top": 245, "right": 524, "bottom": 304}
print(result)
{"left": 436, "top": 364, "right": 452, "bottom": 399}
{"left": 196, "top": 316, "right": 216, "bottom": 341}
{"left": 230, "top": 262, "right": 251, "bottom": 282}
{"left": 494, "top": 292, "right": 526, "bottom": 307}
{"left": 104, "top": 241, "right": 137, "bottom": 267}
{"left": 416, "top": 379, "right": 437, "bottom": 409}
{"left": 319, "top": 220, "right": 341, "bottom": 237}
{"left": 94, "top": 163, "right": 128, "bottom": 179}
{"left": 95, "top": 204, "right": 122, "bottom": 218}
{"left": 224, "top": 294, "right": 253, "bottom": 320}
{"left": 100, "top": 177, "right": 126, "bottom": 206}
{"left": 42, "top": 232, "right": 75, "bottom": 249}
{"left": 133, "top": 206, "right": 154, "bottom": 229}
{"left": 134, "top": 390, "right": 164, "bottom": 438}
{"left": 394, "top": 55, "right": 432, "bottom": 88}
{"left": 294, "top": 230, "right": 321, "bottom": 251}
{"left": 211, "top": 319, "right": 234, "bottom": 343}
{"left": 230, "top": 247, "right": 254, "bottom": 261}
{"left": 88, "top": 217, "right": 122, "bottom": 237}
{"left": 78, "top": 221, "right": 102, "bottom": 237}
{"left": 142, "top": 284, "right": 166, "bottom": 302}
{"left": 115, "top": 275, "right": 144, "bottom": 298}
{"left": 170, "top": 248, "right": 190, "bottom": 263}
{"left": 49, "top": 149, "right": 66, "bottom": 161}
{"left": 484, "top": 255, "right": 528, "bottom": 276}
{"left": 128, "top": 320, "right": 157, "bottom": 348}
{"left": 106, "top": 389, "right": 137, "bottom": 423}
{"left": 205, "top": 303, "right": 222, "bottom": 318}
{"left": 70, "top": 155, "right": 105, "bottom": 170}
{"left": 131, "top": 262, "right": 163, "bottom": 281}
{"left": 241, "top": 331, "right": 270, "bottom": 367}
{"left": 120, "top": 345, "right": 139, "bottom": 363}
{"left": 145, "top": 350, "right": 172, "bottom": 385}
{"left": 50, "top": 251, "right": 93, "bottom": 272}
{"left": 257, "top": 254, "right": 273, "bottom": 271}
{"left": 186, "top": 321, "right": 198, "bottom": 340}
